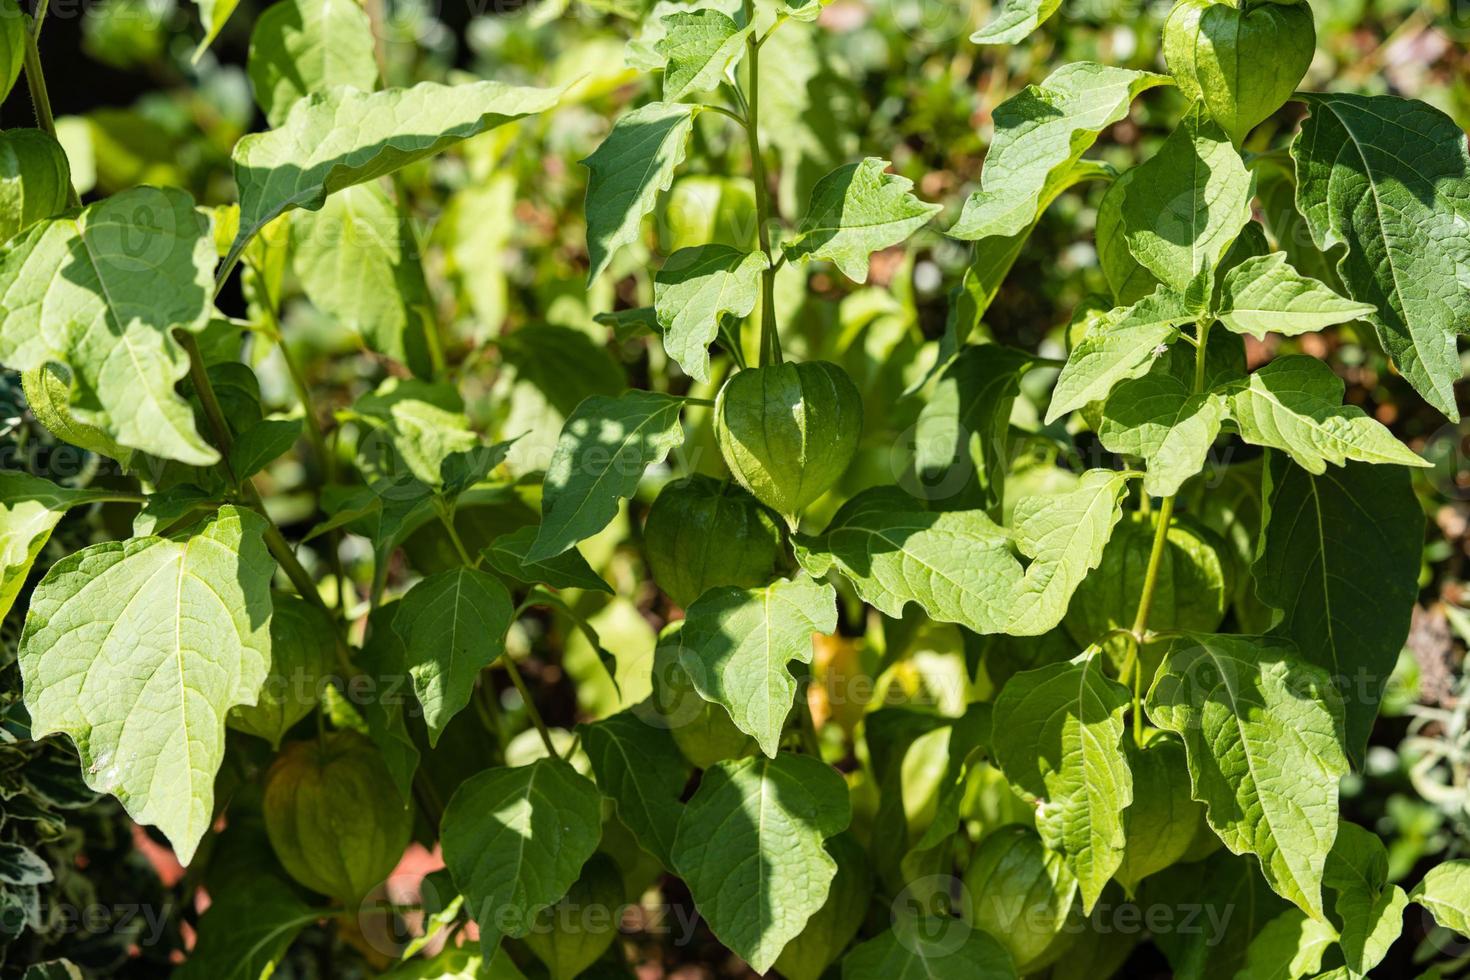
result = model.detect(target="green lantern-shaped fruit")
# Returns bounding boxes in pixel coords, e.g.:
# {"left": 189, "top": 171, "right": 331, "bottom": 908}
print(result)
{"left": 963, "top": 826, "right": 1078, "bottom": 973}
{"left": 714, "top": 360, "right": 862, "bottom": 529}
{"left": 1164, "top": 0, "right": 1316, "bottom": 146}
{"left": 643, "top": 474, "right": 783, "bottom": 608}
{"left": 0, "top": 128, "right": 73, "bottom": 242}
{"left": 228, "top": 594, "right": 335, "bottom": 748}
{"left": 523, "top": 853, "right": 626, "bottom": 980}
{"left": 649, "top": 623, "right": 758, "bottom": 768}
{"left": 263, "top": 731, "right": 412, "bottom": 904}
{"left": 1115, "top": 731, "right": 1203, "bottom": 895}
{"left": 0, "top": 0, "right": 23, "bottom": 106}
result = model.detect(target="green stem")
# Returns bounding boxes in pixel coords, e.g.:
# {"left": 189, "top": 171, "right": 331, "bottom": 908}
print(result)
{"left": 741, "top": 0, "right": 781, "bottom": 368}
{"left": 434, "top": 501, "right": 476, "bottom": 567}
{"left": 20, "top": 0, "right": 78, "bottom": 208}
{"left": 502, "top": 654, "right": 559, "bottom": 759}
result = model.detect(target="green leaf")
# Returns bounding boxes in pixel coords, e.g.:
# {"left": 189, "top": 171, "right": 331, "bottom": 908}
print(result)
{"left": 793, "top": 487, "right": 1021, "bottom": 635}
{"left": 1145, "top": 633, "right": 1350, "bottom": 918}
{"left": 392, "top": 567, "right": 514, "bottom": 746}
{"left": 0, "top": 842, "right": 51, "bottom": 885}
{"left": 527, "top": 390, "right": 685, "bottom": 562}
{"left": 1235, "top": 909, "right": 1337, "bottom": 980}
{"left": 228, "top": 417, "right": 302, "bottom": 480}
{"left": 0, "top": 473, "right": 118, "bottom": 621}
{"left": 247, "top": 0, "right": 379, "bottom": 126}
{"left": 441, "top": 758, "right": 604, "bottom": 955}
{"left": 1045, "top": 285, "right": 1198, "bottom": 424}
{"left": 912, "top": 344, "right": 1033, "bottom": 515}
{"left": 970, "top": 0, "right": 1062, "bottom": 44}
{"left": 579, "top": 707, "right": 691, "bottom": 869}
{"left": 1411, "top": 860, "right": 1470, "bottom": 937}
{"left": 900, "top": 705, "right": 992, "bottom": 884}
{"left": 175, "top": 873, "right": 320, "bottom": 980}
{"left": 671, "top": 753, "right": 851, "bottom": 973}
{"left": 194, "top": 0, "right": 241, "bottom": 60}
{"left": 228, "top": 80, "right": 565, "bottom": 269}
{"left": 1217, "top": 253, "right": 1376, "bottom": 340}
{"left": 1096, "top": 167, "right": 1162, "bottom": 306}
{"left": 0, "top": 186, "right": 218, "bottom": 464}
{"left": 676, "top": 575, "right": 837, "bottom": 756}
{"left": 948, "top": 63, "right": 1164, "bottom": 242}
{"left": 653, "top": 245, "right": 766, "bottom": 381}
{"left": 842, "top": 921, "right": 1017, "bottom": 979}
{"left": 1324, "top": 821, "right": 1408, "bottom": 975}
{"left": 777, "top": 833, "right": 874, "bottom": 980}
{"left": 1006, "top": 469, "right": 1130, "bottom": 636}
{"left": 1293, "top": 93, "right": 1470, "bottom": 419}
{"left": 582, "top": 101, "right": 698, "bottom": 282}
{"left": 21, "top": 363, "right": 133, "bottom": 465}
{"left": 18, "top": 506, "right": 274, "bottom": 864}
{"left": 1099, "top": 364, "right": 1226, "bottom": 498}
{"left": 1224, "top": 356, "right": 1430, "bottom": 472}
{"left": 992, "top": 650, "right": 1132, "bottom": 912}
{"left": 1115, "top": 733, "right": 1201, "bottom": 896}
{"left": 1255, "top": 455, "right": 1424, "bottom": 765}
{"left": 1143, "top": 848, "right": 1289, "bottom": 980}
{"left": 656, "top": 9, "right": 752, "bottom": 101}
{"left": 292, "top": 182, "right": 435, "bottom": 375}
{"left": 782, "top": 157, "right": 941, "bottom": 283}
{"left": 352, "top": 379, "right": 483, "bottom": 491}
{"left": 1121, "top": 105, "right": 1254, "bottom": 292}
{"left": 482, "top": 526, "right": 612, "bottom": 594}
{"left": 625, "top": 0, "right": 741, "bottom": 71}
{"left": 226, "top": 593, "right": 335, "bottom": 749}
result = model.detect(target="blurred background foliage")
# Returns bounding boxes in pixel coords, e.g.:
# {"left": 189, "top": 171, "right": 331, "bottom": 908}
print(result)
{"left": 2, "top": 0, "right": 1470, "bottom": 975}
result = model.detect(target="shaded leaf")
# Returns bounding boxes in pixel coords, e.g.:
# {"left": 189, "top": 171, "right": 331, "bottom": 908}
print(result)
{"left": 783, "top": 157, "right": 941, "bottom": 283}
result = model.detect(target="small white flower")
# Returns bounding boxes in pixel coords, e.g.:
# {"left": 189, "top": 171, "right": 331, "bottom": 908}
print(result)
{"left": 1152, "top": 343, "right": 1170, "bottom": 357}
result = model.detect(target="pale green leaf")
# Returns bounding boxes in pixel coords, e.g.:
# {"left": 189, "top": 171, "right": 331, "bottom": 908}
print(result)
{"left": 676, "top": 575, "right": 837, "bottom": 756}
{"left": 1293, "top": 93, "right": 1470, "bottom": 420}
{"left": 1217, "top": 253, "right": 1376, "bottom": 340}
{"left": 656, "top": 9, "right": 752, "bottom": 101}
{"left": 194, "top": 0, "right": 242, "bottom": 61}
{"left": 0, "top": 186, "right": 218, "bottom": 464}
{"left": 0, "top": 473, "right": 118, "bottom": 622}
{"left": 1121, "top": 105, "right": 1254, "bottom": 292}
{"left": 1045, "top": 285, "right": 1197, "bottom": 424}
{"left": 782, "top": 157, "right": 941, "bottom": 283}
{"left": 970, "top": 0, "right": 1062, "bottom": 44}
{"left": 1255, "top": 455, "right": 1424, "bottom": 765}
{"left": 1234, "top": 909, "right": 1336, "bottom": 980}
{"left": 582, "top": 101, "right": 698, "bottom": 282}
{"left": 1411, "top": 860, "right": 1470, "bottom": 937}
{"left": 228, "top": 80, "right": 565, "bottom": 269}
{"left": 625, "top": 0, "right": 741, "bottom": 71}
{"left": 352, "top": 378, "right": 482, "bottom": 489}
{"left": 653, "top": 245, "right": 765, "bottom": 381}
{"left": 899, "top": 705, "right": 991, "bottom": 884}
{"left": 1145, "top": 633, "right": 1350, "bottom": 918}
{"left": 441, "top": 758, "right": 604, "bottom": 955}
{"left": 949, "top": 63, "right": 1164, "bottom": 242}
{"left": 671, "top": 753, "right": 850, "bottom": 973}
{"left": 1324, "top": 821, "right": 1409, "bottom": 975}
{"left": 992, "top": 650, "right": 1132, "bottom": 912}
{"left": 1099, "top": 350, "right": 1227, "bottom": 497}
{"left": 247, "top": 0, "right": 379, "bottom": 126}
{"left": 482, "top": 525, "right": 612, "bottom": 594}
{"left": 18, "top": 506, "right": 274, "bottom": 864}
{"left": 527, "top": 390, "right": 685, "bottom": 562}
{"left": 1224, "top": 356, "right": 1430, "bottom": 472}
{"left": 580, "top": 707, "right": 691, "bottom": 869}
{"left": 392, "top": 566, "right": 514, "bottom": 746}
{"left": 841, "top": 921, "right": 1017, "bottom": 979}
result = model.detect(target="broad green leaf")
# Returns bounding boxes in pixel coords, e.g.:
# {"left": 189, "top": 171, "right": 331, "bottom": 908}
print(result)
{"left": 352, "top": 379, "right": 482, "bottom": 489}
{"left": 175, "top": 873, "right": 320, "bottom": 979}
{"left": 1235, "top": 909, "right": 1336, "bottom": 980}
{"left": 793, "top": 487, "right": 1021, "bottom": 635}
{"left": 228, "top": 417, "right": 302, "bottom": 480}
{"left": 912, "top": 344, "right": 1033, "bottom": 515}
{"left": 625, "top": 0, "right": 742, "bottom": 71}
{"left": 247, "top": 0, "right": 379, "bottom": 126}
{"left": 1145, "top": 633, "right": 1350, "bottom": 918}
{"left": 582, "top": 101, "right": 698, "bottom": 282}
{"left": 1217, "top": 253, "right": 1375, "bottom": 340}
{"left": 1006, "top": 469, "right": 1130, "bottom": 636}
{"left": 777, "top": 833, "right": 874, "bottom": 980}
{"left": 392, "top": 567, "right": 514, "bottom": 745}
{"left": 482, "top": 525, "right": 612, "bottom": 594}
{"left": 228, "top": 80, "right": 565, "bottom": 269}
{"left": 900, "top": 704, "right": 991, "bottom": 884}
{"left": 841, "top": 921, "right": 1017, "bottom": 979}
{"left": 1115, "top": 733, "right": 1201, "bottom": 895}
{"left": 1045, "top": 285, "right": 1198, "bottom": 423}
{"left": 0, "top": 473, "right": 118, "bottom": 621}
{"left": 226, "top": 593, "right": 334, "bottom": 748}
{"left": 949, "top": 63, "right": 1164, "bottom": 242}
{"left": 1100, "top": 365, "right": 1226, "bottom": 498}
{"left": 970, "top": 0, "right": 1062, "bottom": 44}
{"left": 292, "top": 182, "right": 435, "bottom": 375}
{"left": 0, "top": 186, "right": 218, "bottom": 464}
{"left": 1096, "top": 166, "right": 1162, "bottom": 306}
{"left": 676, "top": 575, "right": 837, "bottom": 756}
{"left": 671, "top": 753, "right": 851, "bottom": 973}
{"left": 21, "top": 363, "right": 133, "bottom": 465}
{"left": 18, "top": 507, "right": 274, "bottom": 864}
{"left": 1411, "top": 861, "right": 1470, "bottom": 937}
{"left": 1224, "top": 356, "right": 1429, "bottom": 472}
{"left": 782, "top": 157, "right": 942, "bottom": 283}
{"left": 1324, "top": 821, "right": 1408, "bottom": 975}
{"left": 992, "top": 650, "right": 1132, "bottom": 912}
{"left": 522, "top": 853, "right": 624, "bottom": 980}
{"left": 579, "top": 707, "right": 691, "bottom": 869}
{"left": 1255, "top": 456, "right": 1424, "bottom": 766}
{"left": 441, "top": 758, "right": 604, "bottom": 955}
{"left": 1144, "top": 848, "right": 1289, "bottom": 980}
{"left": 655, "top": 9, "right": 752, "bottom": 101}
{"left": 1293, "top": 93, "right": 1470, "bottom": 419}
{"left": 653, "top": 244, "right": 765, "bottom": 381}
{"left": 527, "top": 390, "right": 685, "bottom": 562}
{"left": 1121, "top": 105, "right": 1254, "bottom": 292}
{"left": 357, "top": 605, "right": 421, "bottom": 804}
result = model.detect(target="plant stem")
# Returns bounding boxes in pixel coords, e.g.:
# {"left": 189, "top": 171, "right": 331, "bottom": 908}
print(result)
{"left": 434, "top": 501, "right": 476, "bottom": 567}
{"left": 20, "top": 0, "right": 79, "bottom": 207}
{"left": 502, "top": 654, "right": 559, "bottom": 759}
{"left": 741, "top": 0, "right": 781, "bottom": 367}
